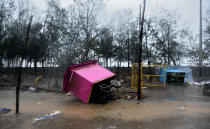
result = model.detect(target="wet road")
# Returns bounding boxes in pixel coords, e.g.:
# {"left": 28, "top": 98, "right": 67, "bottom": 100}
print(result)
{"left": 0, "top": 85, "right": 210, "bottom": 129}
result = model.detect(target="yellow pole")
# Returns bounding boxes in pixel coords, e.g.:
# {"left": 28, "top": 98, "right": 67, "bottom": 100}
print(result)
{"left": 131, "top": 64, "right": 134, "bottom": 89}
{"left": 163, "top": 66, "right": 166, "bottom": 88}
{"left": 140, "top": 62, "right": 143, "bottom": 100}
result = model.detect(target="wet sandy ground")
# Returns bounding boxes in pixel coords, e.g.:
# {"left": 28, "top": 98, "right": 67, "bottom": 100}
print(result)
{"left": 0, "top": 84, "right": 210, "bottom": 129}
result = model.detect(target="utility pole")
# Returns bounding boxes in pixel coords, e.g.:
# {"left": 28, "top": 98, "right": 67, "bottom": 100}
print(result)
{"left": 16, "top": 16, "right": 33, "bottom": 114}
{"left": 168, "top": 26, "right": 170, "bottom": 66}
{"left": 137, "top": 0, "right": 146, "bottom": 102}
{"left": 199, "top": 0, "right": 202, "bottom": 76}
{"left": 137, "top": 4, "right": 141, "bottom": 102}
{"left": 127, "top": 23, "right": 130, "bottom": 73}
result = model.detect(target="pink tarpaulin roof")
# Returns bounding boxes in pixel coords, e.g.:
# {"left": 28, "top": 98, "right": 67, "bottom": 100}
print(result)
{"left": 63, "top": 60, "right": 115, "bottom": 103}
{"left": 71, "top": 63, "right": 115, "bottom": 83}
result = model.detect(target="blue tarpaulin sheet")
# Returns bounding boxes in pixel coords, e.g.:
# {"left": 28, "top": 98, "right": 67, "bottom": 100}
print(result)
{"left": 160, "top": 69, "right": 185, "bottom": 83}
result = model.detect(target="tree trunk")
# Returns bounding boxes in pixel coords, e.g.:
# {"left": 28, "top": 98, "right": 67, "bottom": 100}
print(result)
{"left": 25, "top": 60, "right": 29, "bottom": 68}
{"left": 167, "top": 26, "right": 170, "bottom": 66}
{"left": 7, "top": 60, "right": 10, "bottom": 68}
{"left": 34, "top": 60, "right": 37, "bottom": 73}
{"left": 106, "top": 58, "right": 108, "bottom": 68}
{"left": 169, "top": 55, "right": 176, "bottom": 66}
{"left": 0, "top": 58, "right": 2, "bottom": 68}
{"left": 127, "top": 30, "right": 130, "bottom": 73}
{"left": 117, "top": 61, "right": 120, "bottom": 80}
{"left": 29, "top": 61, "right": 32, "bottom": 71}
{"left": 53, "top": 63, "right": 59, "bottom": 88}
{"left": 164, "top": 56, "right": 167, "bottom": 65}
{"left": 83, "top": 49, "right": 90, "bottom": 61}
{"left": 41, "top": 59, "right": 45, "bottom": 72}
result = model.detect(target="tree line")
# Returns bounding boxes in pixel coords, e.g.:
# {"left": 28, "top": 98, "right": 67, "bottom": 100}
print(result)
{"left": 0, "top": 0, "right": 209, "bottom": 70}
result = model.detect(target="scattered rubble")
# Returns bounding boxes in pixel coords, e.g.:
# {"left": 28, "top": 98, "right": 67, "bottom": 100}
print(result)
{"left": 110, "top": 80, "right": 122, "bottom": 88}
{"left": 65, "top": 92, "right": 73, "bottom": 96}
{"left": 108, "top": 125, "right": 117, "bottom": 129}
{"left": 0, "top": 107, "right": 11, "bottom": 114}
{"left": 33, "top": 111, "right": 61, "bottom": 123}
{"left": 28, "top": 87, "right": 36, "bottom": 92}
{"left": 177, "top": 106, "right": 187, "bottom": 111}
{"left": 122, "top": 95, "right": 137, "bottom": 100}
{"left": 168, "top": 97, "right": 175, "bottom": 101}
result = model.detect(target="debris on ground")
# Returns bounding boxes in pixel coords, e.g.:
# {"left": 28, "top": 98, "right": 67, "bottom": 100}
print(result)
{"left": 110, "top": 80, "right": 122, "bottom": 88}
{"left": 110, "top": 80, "right": 122, "bottom": 94}
{"left": 168, "top": 97, "right": 175, "bottom": 101}
{"left": 34, "top": 75, "right": 43, "bottom": 86}
{"left": 33, "top": 111, "right": 61, "bottom": 123}
{"left": 177, "top": 106, "right": 187, "bottom": 111}
{"left": 108, "top": 125, "right": 117, "bottom": 129}
{"left": 203, "top": 83, "right": 210, "bottom": 96}
{"left": 122, "top": 95, "right": 137, "bottom": 100}
{"left": 185, "top": 81, "right": 191, "bottom": 85}
{"left": 65, "top": 92, "right": 73, "bottom": 96}
{"left": 0, "top": 107, "right": 11, "bottom": 114}
{"left": 28, "top": 87, "right": 36, "bottom": 92}
{"left": 126, "top": 95, "right": 131, "bottom": 99}
{"left": 187, "top": 81, "right": 210, "bottom": 86}
{"left": 36, "top": 102, "right": 42, "bottom": 105}
{"left": 190, "top": 82, "right": 202, "bottom": 86}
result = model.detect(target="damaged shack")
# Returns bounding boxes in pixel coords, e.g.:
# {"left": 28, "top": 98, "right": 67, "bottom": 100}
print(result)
{"left": 63, "top": 60, "right": 118, "bottom": 103}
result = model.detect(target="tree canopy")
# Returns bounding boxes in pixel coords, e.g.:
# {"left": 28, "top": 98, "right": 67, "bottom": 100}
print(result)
{"left": 0, "top": 0, "right": 209, "bottom": 68}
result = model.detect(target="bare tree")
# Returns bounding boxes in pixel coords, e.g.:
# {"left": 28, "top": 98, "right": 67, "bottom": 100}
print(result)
{"left": 75, "top": 0, "right": 104, "bottom": 61}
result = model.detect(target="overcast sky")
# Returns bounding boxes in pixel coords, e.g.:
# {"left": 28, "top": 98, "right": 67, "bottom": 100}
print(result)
{"left": 30, "top": 0, "right": 209, "bottom": 36}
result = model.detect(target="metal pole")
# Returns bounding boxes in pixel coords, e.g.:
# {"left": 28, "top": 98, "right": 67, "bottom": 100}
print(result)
{"left": 168, "top": 26, "right": 170, "bottom": 66}
{"left": 128, "top": 24, "right": 130, "bottom": 73}
{"left": 199, "top": 0, "right": 202, "bottom": 76}
{"left": 16, "top": 16, "right": 33, "bottom": 114}
{"left": 137, "top": 0, "right": 146, "bottom": 102}
{"left": 137, "top": 4, "right": 141, "bottom": 103}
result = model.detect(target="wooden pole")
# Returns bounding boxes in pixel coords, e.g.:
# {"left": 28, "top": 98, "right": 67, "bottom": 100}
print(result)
{"left": 16, "top": 16, "right": 33, "bottom": 114}
{"left": 137, "top": 4, "right": 141, "bottom": 102}
{"left": 127, "top": 24, "right": 130, "bottom": 73}
{"left": 199, "top": 0, "right": 202, "bottom": 76}
{"left": 168, "top": 26, "right": 170, "bottom": 66}
{"left": 137, "top": 0, "right": 146, "bottom": 103}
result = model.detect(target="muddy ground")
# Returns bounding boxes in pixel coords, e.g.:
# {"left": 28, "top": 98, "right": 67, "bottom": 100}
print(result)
{"left": 0, "top": 82, "right": 210, "bottom": 129}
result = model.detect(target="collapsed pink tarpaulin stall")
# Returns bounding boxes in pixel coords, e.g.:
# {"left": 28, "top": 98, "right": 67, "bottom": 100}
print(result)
{"left": 63, "top": 60, "right": 115, "bottom": 103}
